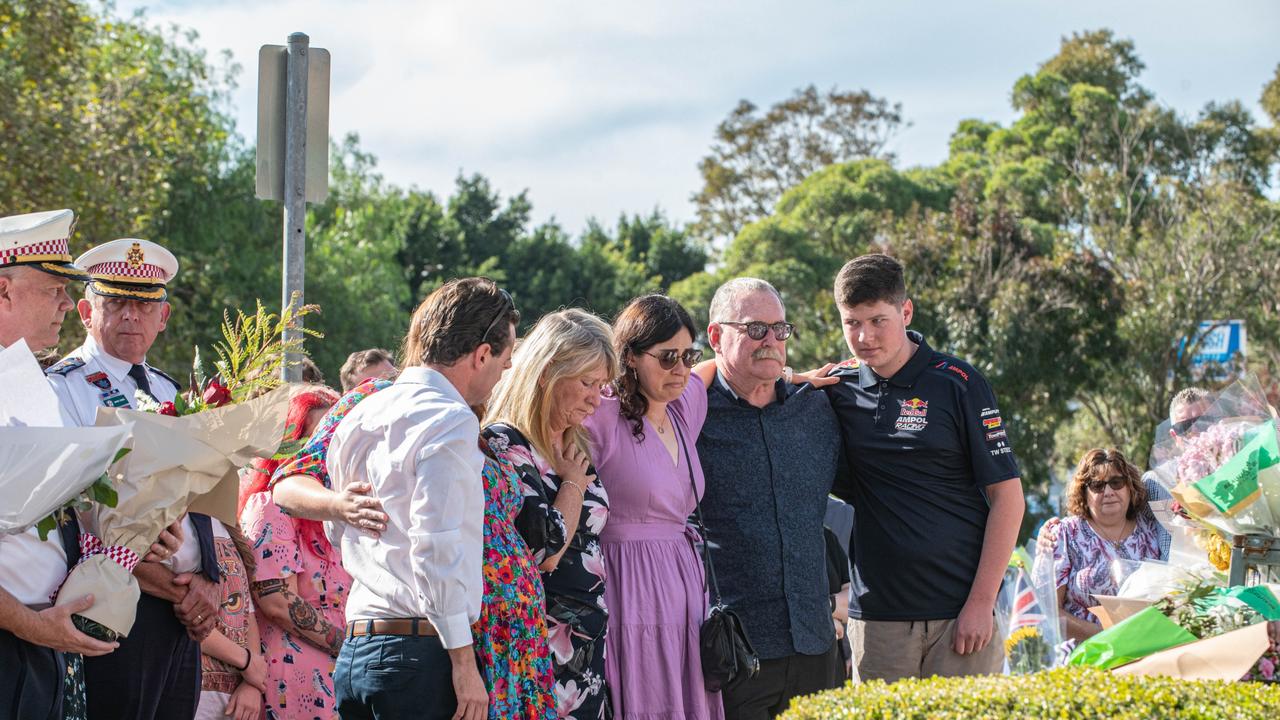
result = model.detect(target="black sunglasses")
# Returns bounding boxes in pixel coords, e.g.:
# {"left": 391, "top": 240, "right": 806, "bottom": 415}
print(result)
{"left": 481, "top": 289, "right": 514, "bottom": 344}
{"left": 1086, "top": 477, "right": 1128, "bottom": 494}
{"left": 640, "top": 348, "right": 703, "bottom": 370}
{"left": 1170, "top": 416, "right": 1201, "bottom": 437}
{"left": 719, "top": 320, "right": 795, "bottom": 341}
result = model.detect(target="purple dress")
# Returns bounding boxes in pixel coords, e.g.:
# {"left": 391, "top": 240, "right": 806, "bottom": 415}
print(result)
{"left": 584, "top": 376, "right": 724, "bottom": 720}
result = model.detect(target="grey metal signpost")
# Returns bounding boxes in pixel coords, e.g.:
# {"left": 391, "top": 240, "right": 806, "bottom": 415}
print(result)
{"left": 256, "top": 33, "right": 330, "bottom": 381}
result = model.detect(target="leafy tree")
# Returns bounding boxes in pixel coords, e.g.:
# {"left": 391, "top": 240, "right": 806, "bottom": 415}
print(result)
{"left": 692, "top": 85, "right": 905, "bottom": 242}
{"left": 0, "top": 0, "right": 236, "bottom": 243}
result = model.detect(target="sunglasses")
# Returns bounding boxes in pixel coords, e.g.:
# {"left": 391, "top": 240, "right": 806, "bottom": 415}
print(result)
{"left": 1170, "top": 416, "right": 1201, "bottom": 437}
{"left": 1086, "top": 477, "right": 1128, "bottom": 494}
{"left": 719, "top": 320, "right": 795, "bottom": 341}
{"left": 481, "top": 289, "right": 514, "bottom": 344}
{"left": 639, "top": 348, "right": 703, "bottom": 370}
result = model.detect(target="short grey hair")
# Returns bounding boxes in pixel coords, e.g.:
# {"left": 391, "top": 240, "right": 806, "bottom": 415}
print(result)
{"left": 708, "top": 277, "right": 784, "bottom": 324}
{"left": 1169, "top": 387, "right": 1211, "bottom": 420}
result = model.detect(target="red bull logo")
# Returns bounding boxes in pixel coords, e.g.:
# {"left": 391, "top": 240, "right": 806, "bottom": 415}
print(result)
{"left": 983, "top": 416, "right": 1003, "bottom": 430}
{"left": 899, "top": 398, "right": 928, "bottom": 417}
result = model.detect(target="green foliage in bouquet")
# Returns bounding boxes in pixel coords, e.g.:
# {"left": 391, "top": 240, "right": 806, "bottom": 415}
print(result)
{"left": 202, "top": 296, "right": 322, "bottom": 404}
{"left": 779, "top": 667, "right": 1280, "bottom": 719}
{"left": 33, "top": 448, "right": 129, "bottom": 541}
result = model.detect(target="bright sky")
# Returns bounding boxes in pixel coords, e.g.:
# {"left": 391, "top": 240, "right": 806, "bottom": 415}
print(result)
{"left": 118, "top": 0, "right": 1278, "bottom": 235}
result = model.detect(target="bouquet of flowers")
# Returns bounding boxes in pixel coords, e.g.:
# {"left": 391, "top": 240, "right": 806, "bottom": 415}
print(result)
{"left": 997, "top": 548, "right": 1061, "bottom": 674}
{"left": 0, "top": 340, "right": 132, "bottom": 539}
{"left": 53, "top": 300, "right": 317, "bottom": 640}
{"left": 1153, "top": 577, "right": 1280, "bottom": 682}
{"left": 1148, "top": 376, "right": 1280, "bottom": 543}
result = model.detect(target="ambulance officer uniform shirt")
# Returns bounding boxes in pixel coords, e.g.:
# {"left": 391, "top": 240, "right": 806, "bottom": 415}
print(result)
{"left": 826, "top": 331, "right": 1021, "bottom": 622}
{"left": 46, "top": 337, "right": 202, "bottom": 574}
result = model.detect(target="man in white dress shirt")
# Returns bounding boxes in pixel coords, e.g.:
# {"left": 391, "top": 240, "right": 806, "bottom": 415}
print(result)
{"left": 46, "top": 238, "right": 221, "bottom": 720}
{"left": 328, "top": 277, "right": 519, "bottom": 720}
{"left": 0, "top": 209, "right": 119, "bottom": 720}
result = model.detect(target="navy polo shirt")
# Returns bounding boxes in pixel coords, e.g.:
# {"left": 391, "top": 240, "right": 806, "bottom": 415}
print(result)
{"left": 826, "top": 332, "right": 1021, "bottom": 621}
{"left": 696, "top": 374, "right": 843, "bottom": 659}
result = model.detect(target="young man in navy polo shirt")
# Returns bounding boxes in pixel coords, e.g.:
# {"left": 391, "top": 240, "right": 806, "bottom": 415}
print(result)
{"left": 825, "top": 254, "right": 1025, "bottom": 682}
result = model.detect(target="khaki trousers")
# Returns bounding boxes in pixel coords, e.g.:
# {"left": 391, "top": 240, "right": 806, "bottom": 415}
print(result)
{"left": 853, "top": 617, "right": 1003, "bottom": 683}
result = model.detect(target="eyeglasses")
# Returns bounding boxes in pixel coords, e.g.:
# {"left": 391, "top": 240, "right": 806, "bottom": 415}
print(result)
{"left": 639, "top": 348, "right": 703, "bottom": 370}
{"left": 719, "top": 320, "right": 795, "bottom": 341}
{"left": 481, "top": 289, "right": 514, "bottom": 344}
{"left": 1170, "top": 416, "right": 1201, "bottom": 437}
{"left": 1086, "top": 477, "right": 1128, "bottom": 494}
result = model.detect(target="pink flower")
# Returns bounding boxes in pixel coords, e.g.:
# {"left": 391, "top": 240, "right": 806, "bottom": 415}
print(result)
{"left": 585, "top": 502, "right": 608, "bottom": 535}
{"left": 546, "top": 619, "right": 575, "bottom": 665}
{"left": 157, "top": 401, "right": 178, "bottom": 416}
{"left": 553, "top": 678, "right": 587, "bottom": 717}
{"left": 581, "top": 544, "right": 606, "bottom": 581}
{"left": 1259, "top": 656, "right": 1276, "bottom": 681}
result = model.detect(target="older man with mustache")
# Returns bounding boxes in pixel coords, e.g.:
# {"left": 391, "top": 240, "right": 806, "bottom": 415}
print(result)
{"left": 694, "top": 278, "right": 848, "bottom": 719}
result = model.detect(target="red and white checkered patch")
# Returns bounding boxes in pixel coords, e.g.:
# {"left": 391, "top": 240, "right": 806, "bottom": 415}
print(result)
{"left": 87, "top": 260, "right": 166, "bottom": 280}
{"left": 78, "top": 532, "right": 141, "bottom": 573}
{"left": 0, "top": 237, "right": 70, "bottom": 265}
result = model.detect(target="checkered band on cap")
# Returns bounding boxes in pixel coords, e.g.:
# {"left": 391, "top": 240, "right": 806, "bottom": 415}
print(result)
{"left": 86, "top": 260, "right": 168, "bottom": 281}
{"left": 0, "top": 236, "right": 71, "bottom": 266}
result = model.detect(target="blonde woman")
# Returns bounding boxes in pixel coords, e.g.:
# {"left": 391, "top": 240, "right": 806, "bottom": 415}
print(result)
{"left": 484, "top": 308, "right": 619, "bottom": 720}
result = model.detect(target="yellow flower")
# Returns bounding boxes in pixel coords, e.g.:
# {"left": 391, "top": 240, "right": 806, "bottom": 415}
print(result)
{"left": 1004, "top": 626, "right": 1041, "bottom": 657}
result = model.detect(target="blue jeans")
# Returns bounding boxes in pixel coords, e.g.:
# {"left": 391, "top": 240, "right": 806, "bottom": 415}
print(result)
{"left": 334, "top": 633, "right": 457, "bottom": 720}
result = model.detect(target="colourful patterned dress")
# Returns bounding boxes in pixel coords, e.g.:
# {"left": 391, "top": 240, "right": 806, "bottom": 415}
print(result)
{"left": 484, "top": 424, "right": 613, "bottom": 720}
{"left": 474, "top": 450, "right": 558, "bottom": 719}
{"left": 196, "top": 524, "right": 256, "bottom": 715}
{"left": 241, "top": 494, "right": 352, "bottom": 719}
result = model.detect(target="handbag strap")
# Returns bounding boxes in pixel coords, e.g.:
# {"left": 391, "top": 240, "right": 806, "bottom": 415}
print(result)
{"left": 672, "top": 419, "right": 724, "bottom": 608}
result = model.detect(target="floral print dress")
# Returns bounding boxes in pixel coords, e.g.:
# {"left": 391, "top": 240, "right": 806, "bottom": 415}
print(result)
{"left": 1051, "top": 514, "right": 1162, "bottom": 623}
{"left": 474, "top": 450, "right": 558, "bottom": 719}
{"left": 484, "top": 424, "right": 613, "bottom": 720}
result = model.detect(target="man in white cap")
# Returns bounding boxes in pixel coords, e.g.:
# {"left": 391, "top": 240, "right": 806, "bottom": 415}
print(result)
{"left": 0, "top": 209, "right": 120, "bottom": 720}
{"left": 47, "top": 238, "right": 222, "bottom": 720}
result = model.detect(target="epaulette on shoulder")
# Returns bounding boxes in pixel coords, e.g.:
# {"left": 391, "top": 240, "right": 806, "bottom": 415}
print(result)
{"left": 45, "top": 356, "right": 85, "bottom": 376}
{"left": 148, "top": 365, "right": 183, "bottom": 392}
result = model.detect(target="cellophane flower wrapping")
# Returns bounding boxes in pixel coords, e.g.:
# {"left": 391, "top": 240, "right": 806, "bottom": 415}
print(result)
{"left": 999, "top": 547, "right": 1062, "bottom": 673}
{"left": 1148, "top": 376, "right": 1280, "bottom": 539}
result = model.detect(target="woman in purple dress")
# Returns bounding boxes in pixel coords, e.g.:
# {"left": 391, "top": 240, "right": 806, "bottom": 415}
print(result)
{"left": 583, "top": 295, "right": 724, "bottom": 720}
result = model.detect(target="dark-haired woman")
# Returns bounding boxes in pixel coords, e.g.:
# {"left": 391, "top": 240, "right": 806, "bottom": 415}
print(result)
{"left": 583, "top": 295, "right": 724, "bottom": 720}
{"left": 1039, "top": 448, "right": 1161, "bottom": 642}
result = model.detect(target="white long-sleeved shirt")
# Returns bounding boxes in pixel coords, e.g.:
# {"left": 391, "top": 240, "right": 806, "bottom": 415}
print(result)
{"left": 327, "top": 366, "right": 485, "bottom": 649}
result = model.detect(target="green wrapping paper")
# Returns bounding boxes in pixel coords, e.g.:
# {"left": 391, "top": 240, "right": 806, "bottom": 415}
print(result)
{"left": 1193, "top": 420, "right": 1278, "bottom": 517}
{"left": 1199, "top": 586, "right": 1280, "bottom": 621}
{"left": 1067, "top": 606, "right": 1198, "bottom": 670}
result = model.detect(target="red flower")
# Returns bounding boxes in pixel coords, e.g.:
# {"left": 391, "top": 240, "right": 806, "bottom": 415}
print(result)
{"left": 202, "top": 380, "right": 231, "bottom": 408}
{"left": 158, "top": 401, "right": 179, "bottom": 417}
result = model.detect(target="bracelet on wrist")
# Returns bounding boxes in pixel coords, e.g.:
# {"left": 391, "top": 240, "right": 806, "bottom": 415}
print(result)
{"left": 558, "top": 481, "right": 585, "bottom": 500}
{"left": 235, "top": 646, "right": 251, "bottom": 672}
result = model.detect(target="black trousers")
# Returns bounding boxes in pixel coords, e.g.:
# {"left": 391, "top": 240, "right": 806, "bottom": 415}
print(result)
{"left": 84, "top": 592, "right": 200, "bottom": 720}
{"left": 0, "top": 628, "right": 65, "bottom": 720}
{"left": 722, "top": 641, "right": 841, "bottom": 720}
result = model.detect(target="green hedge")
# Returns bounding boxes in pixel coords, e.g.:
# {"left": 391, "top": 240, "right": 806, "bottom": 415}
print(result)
{"left": 779, "top": 668, "right": 1280, "bottom": 719}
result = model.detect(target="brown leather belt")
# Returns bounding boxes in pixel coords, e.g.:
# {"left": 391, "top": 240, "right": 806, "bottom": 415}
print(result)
{"left": 346, "top": 618, "right": 439, "bottom": 639}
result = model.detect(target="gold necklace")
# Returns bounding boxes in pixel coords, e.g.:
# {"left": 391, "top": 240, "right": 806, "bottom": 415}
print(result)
{"left": 1093, "top": 518, "right": 1131, "bottom": 547}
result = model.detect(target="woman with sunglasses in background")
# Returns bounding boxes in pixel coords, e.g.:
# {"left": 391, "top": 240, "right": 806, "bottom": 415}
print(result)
{"left": 582, "top": 294, "right": 724, "bottom": 719}
{"left": 1037, "top": 448, "right": 1162, "bottom": 641}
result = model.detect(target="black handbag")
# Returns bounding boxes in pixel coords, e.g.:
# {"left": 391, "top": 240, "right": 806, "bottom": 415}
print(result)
{"left": 673, "top": 422, "right": 760, "bottom": 692}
